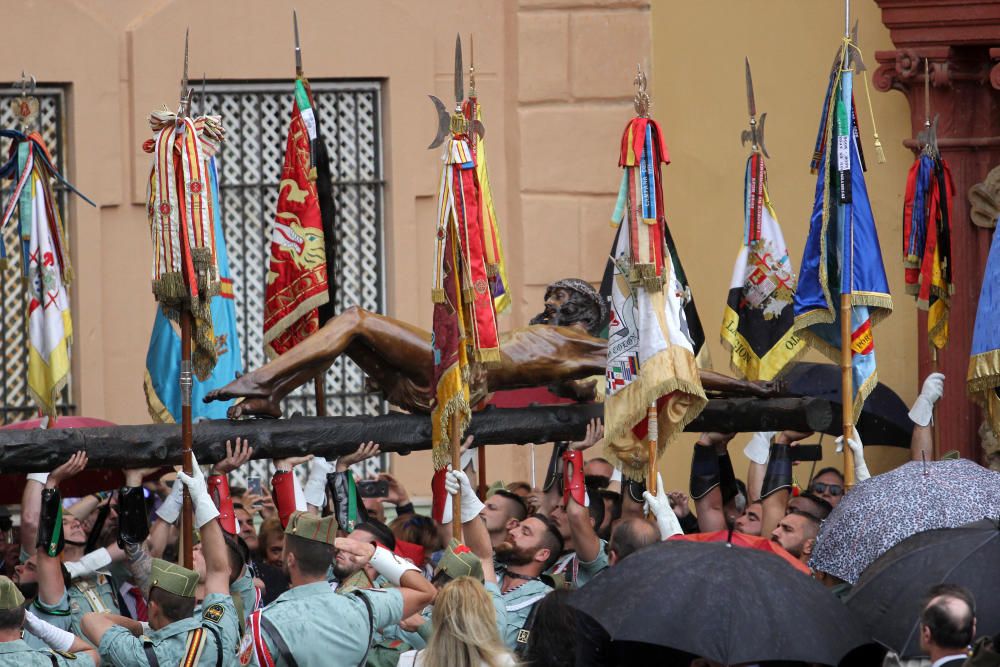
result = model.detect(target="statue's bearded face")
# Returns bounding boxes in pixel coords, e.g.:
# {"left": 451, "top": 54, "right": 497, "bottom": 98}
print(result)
{"left": 528, "top": 287, "right": 594, "bottom": 334}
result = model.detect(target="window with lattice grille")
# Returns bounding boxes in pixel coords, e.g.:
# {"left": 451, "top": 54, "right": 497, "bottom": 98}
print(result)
{"left": 0, "top": 86, "right": 73, "bottom": 425}
{"left": 203, "top": 80, "right": 387, "bottom": 484}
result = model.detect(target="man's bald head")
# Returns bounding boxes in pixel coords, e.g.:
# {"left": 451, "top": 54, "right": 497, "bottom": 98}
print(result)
{"left": 610, "top": 518, "right": 660, "bottom": 565}
{"left": 920, "top": 584, "right": 976, "bottom": 653}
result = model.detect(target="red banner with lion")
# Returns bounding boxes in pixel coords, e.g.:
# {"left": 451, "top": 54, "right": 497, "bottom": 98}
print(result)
{"left": 263, "top": 79, "right": 329, "bottom": 359}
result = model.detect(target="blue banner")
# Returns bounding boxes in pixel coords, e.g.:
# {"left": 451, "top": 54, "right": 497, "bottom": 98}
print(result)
{"left": 143, "top": 157, "right": 243, "bottom": 422}
{"left": 793, "top": 67, "right": 892, "bottom": 419}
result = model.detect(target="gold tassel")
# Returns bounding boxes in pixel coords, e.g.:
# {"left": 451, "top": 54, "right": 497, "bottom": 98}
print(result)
{"left": 431, "top": 288, "right": 446, "bottom": 304}
{"left": 873, "top": 134, "right": 886, "bottom": 164}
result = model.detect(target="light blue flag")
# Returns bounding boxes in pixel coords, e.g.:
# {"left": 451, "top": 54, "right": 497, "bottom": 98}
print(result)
{"left": 968, "top": 214, "right": 1000, "bottom": 436}
{"left": 793, "top": 65, "right": 892, "bottom": 420}
{"left": 143, "top": 157, "right": 243, "bottom": 422}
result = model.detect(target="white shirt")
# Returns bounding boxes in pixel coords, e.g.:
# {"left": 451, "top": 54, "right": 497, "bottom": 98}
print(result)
{"left": 930, "top": 655, "right": 968, "bottom": 667}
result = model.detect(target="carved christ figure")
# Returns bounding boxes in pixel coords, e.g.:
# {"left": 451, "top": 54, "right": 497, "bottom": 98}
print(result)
{"left": 206, "top": 278, "right": 779, "bottom": 418}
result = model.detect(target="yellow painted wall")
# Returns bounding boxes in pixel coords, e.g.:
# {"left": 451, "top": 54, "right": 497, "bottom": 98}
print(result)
{"left": 649, "top": 0, "right": 915, "bottom": 495}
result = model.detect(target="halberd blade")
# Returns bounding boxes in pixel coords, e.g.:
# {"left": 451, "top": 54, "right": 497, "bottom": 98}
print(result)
{"left": 849, "top": 19, "right": 866, "bottom": 72}
{"left": 757, "top": 113, "right": 769, "bottom": 158}
{"left": 180, "top": 28, "right": 190, "bottom": 112}
{"left": 745, "top": 57, "right": 756, "bottom": 119}
{"left": 454, "top": 33, "right": 464, "bottom": 108}
{"left": 428, "top": 95, "right": 450, "bottom": 149}
{"left": 294, "top": 10, "right": 303, "bottom": 76}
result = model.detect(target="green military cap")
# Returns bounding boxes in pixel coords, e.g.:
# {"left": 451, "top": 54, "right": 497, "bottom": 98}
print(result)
{"left": 285, "top": 510, "right": 338, "bottom": 545}
{"left": 0, "top": 576, "right": 24, "bottom": 610}
{"left": 150, "top": 558, "right": 199, "bottom": 598}
{"left": 435, "top": 539, "right": 483, "bottom": 583}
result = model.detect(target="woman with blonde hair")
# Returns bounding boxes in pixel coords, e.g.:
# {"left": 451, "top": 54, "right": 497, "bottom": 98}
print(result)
{"left": 398, "top": 576, "right": 516, "bottom": 667}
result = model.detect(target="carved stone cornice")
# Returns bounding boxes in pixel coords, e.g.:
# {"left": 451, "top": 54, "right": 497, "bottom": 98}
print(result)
{"left": 873, "top": 46, "right": 986, "bottom": 93}
{"left": 876, "top": 0, "right": 1000, "bottom": 49}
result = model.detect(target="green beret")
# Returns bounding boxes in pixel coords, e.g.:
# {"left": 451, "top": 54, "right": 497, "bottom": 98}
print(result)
{"left": 151, "top": 558, "right": 199, "bottom": 598}
{"left": 285, "top": 511, "right": 338, "bottom": 546}
{"left": 0, "top": 576, "right": 24, "bottom": 611}
{"left": 435, "top": 539, "right": 483, "bottom": 583}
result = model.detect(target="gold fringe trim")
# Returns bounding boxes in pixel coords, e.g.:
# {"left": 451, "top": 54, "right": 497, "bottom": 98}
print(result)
{"left": 143, "top": 369, "right": 176, "bottom": 424}
{"left": 431, "top": 288, "right": 447, "bottom": 304}
{"left": 475, "top": 347, "right": 502, "bottom": 368}
{"left": 603, "top": 346, "right": 708, "bottom": 482}
{"left": 967, "top": 349, "right": 1000, "bottom": 394}
{"left": 719, "top": 304, "right": 810, "bottom": 382}
{"left": 431, "top": 362, "right": 472, "bottom": 471}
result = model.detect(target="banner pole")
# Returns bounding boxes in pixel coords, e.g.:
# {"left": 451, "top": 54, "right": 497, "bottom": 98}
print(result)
{"left": 840, "top": 294, "right": 857, "bottom": 489}
{"left": 180, "top": 309, "right": 194, "bottom": 568}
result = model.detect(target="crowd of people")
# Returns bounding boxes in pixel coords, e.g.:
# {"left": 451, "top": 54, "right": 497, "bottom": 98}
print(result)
{"left": 0, "top": 371, "right": 996, "bottom": 666}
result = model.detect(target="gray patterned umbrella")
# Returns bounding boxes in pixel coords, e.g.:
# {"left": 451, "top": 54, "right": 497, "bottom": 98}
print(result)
{"left": 809, "top": 459, "right": 1000, "bottom": 584}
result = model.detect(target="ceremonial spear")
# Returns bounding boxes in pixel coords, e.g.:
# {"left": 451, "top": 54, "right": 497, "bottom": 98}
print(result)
{"left": 145, "top": 29, "right": 226, "bottom": 567}
{"left": 294, "top": 10, "right": 327, "bottom": 419}
{"left": 178, "top": 30, "right": 195, "bottom": 569}
{"left": 792, "top": 1, "right": 891, "bottom": 489}
{"left": 428, "top": 35, "right": 502, "bottom": 537}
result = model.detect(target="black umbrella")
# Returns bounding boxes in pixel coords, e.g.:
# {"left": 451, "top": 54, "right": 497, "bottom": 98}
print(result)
{"left": 569, "top": 540, "right": 869, "bottom": 666}
{"left": 845, "top": 518, "right": 1000, "bottom": 658}
{"left": 784, "top": 361, "right": 912, "bottom": 447}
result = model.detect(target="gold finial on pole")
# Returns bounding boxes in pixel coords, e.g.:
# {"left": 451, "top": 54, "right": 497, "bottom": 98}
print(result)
{"left": 12, "top": 71, "right": 39, "bottom": 133}
{"left": 633, "top": 64, "right": 650, "bottom": 118}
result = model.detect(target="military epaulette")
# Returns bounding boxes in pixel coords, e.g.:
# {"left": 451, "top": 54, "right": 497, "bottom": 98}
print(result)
{"left": 50, "top": 649, "right": 77, "bottom": 660}
{"left": 33, "top": 599, "right": 71, "bottom": 616}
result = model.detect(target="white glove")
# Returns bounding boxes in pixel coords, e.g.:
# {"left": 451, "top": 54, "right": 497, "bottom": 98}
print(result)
{"left": 369, "top": 545, "right": 420, "bottom": 586}
{"left": 460, "top": 446, "right": 476, "bottom": 473}
{"left": 176, "top": 455, "right": 220, "bottom": 528}
{"left": 64, "top": 547, "right": 112, "bottom": 580}
{"left": 642, "top": 474, "right": 682, "bottom": 540}
{"left": 444, "top": 467, "right": 485, "bottom": 524}
{"left": 744, "top": 431, "right": 776, "bottom": 466}
{"left": 908, "top": 372, "right": 944, "bottom": 427}
{"left": 304, "top": 457, "right": 334, "bottom": 508}
{"left": 155, "top": 472, "right": 185, "bottom": 524}
{"left": 24, "top": 610, "right": 75, "bottom": 651}
{"left": 26, "top": 472, "right": 49, "bottom": 486}
{"left": 835, "top": 432, "right": 871, "bottom": 482}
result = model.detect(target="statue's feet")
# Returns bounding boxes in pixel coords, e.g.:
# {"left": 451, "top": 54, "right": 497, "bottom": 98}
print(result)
{"left": 204, "top": 371, "right": 271, "bottom": 404}
{"left": 226, "top": 397, "right": 282, "bottom": 419}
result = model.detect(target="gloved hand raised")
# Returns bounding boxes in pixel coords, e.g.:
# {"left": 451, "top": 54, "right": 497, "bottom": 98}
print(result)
{"left": 835, "top": 431, "right": 871, "bottom": 482}
{"left": 176, "top": 454, "right": 220, "bottom": 528}
{"left": 642, "top": 473, "right": 682, "bottom": 540}
{"left": 908, "top": 372, "right": 945, "bottom": 427}
{"left": 444, "top": 466, "right": 485, "bottom": 524}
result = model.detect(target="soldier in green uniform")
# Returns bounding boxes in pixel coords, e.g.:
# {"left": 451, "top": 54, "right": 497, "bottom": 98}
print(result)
{"left": 239, "top": 511, "right": 436, "bottom": 666}
{"left": 0, "top": 576, "right": 99, "bottom": 666}
{"left": 494, "top": 514, "right": 560, "bottom": 650}
{"left": 29, "top": 452, "right": 121, "bottom": 640}
{"left": 81, "top": 459, "right": 241, "bottom": 666}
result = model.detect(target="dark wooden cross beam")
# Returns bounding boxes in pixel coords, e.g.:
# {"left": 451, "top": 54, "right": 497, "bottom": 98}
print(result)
{"left": 0, "top": 398, "right": 832, "bottom": 472}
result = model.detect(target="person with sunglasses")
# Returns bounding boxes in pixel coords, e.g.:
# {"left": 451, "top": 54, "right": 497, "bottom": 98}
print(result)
{"left": 808, "top": 468, "right": 847, "bottom": 508}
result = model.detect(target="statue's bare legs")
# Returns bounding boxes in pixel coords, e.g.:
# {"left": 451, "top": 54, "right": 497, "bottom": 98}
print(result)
{"left": 205, "top": 306, "right": 433, "bottom": 417}
{"left": 206, "top": 306, "right": 783, "bottom": 418}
